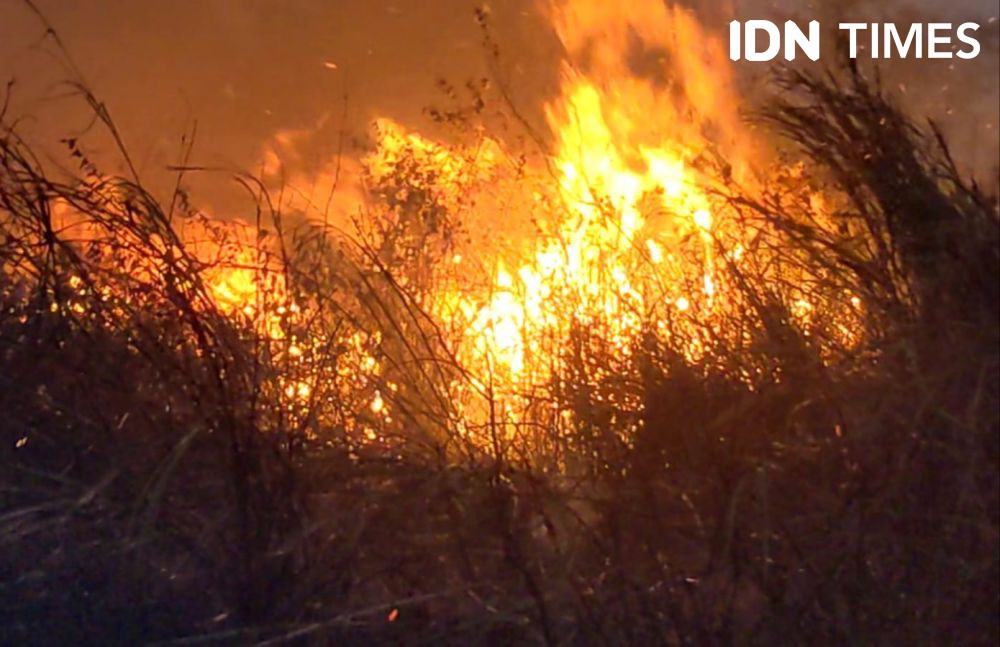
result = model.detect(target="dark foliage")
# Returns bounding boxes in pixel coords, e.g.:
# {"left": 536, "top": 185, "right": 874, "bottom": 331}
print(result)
{"left": 0, "top": 64, "right": 997, "bottom": 646}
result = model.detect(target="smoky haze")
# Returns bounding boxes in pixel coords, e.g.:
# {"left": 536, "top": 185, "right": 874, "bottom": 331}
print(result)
{"left": 0, "top": 0, "right": 996, "bottom": 215}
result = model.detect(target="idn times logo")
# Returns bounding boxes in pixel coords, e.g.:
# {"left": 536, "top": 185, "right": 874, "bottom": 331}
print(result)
{"left": 729, "top": 21, "right": 982, "bottom": 61}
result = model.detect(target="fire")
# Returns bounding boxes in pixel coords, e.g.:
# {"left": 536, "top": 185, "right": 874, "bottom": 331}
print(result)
{"left": 224, "top": 0, "right": 861, "bottom": 446}
{"left": 9, "top": 0, "right": 864, "bottom": 452}
{"left": 425, "top": 0, "right": 745, "bottom": 393}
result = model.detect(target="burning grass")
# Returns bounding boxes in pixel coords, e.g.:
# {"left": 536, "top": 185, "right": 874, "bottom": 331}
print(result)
{"left": 0, "top": 3, "right": 998, "bottom": 644}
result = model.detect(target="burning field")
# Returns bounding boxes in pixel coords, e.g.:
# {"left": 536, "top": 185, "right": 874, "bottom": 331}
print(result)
{"left": 0, "top": 0, "right": 997, "bottom": 644}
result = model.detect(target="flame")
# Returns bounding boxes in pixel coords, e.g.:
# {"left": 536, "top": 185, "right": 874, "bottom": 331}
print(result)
{"left": 19, "top": 1, "right": 867, "bottom": 451}
{"left": 243, "top": 0, "right": 859, "bottom": 443}
{"left": 432, "top": 0, "right": 745, "bottom": 392}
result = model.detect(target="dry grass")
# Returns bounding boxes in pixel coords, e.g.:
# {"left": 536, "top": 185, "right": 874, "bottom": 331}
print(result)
{"left": 0, "top": 59, "right": 997, "bottom": 646}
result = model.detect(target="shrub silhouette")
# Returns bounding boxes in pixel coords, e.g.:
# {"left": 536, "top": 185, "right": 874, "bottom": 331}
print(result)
{"left": 0, "top": 61, "right": 996, "bottom": 645}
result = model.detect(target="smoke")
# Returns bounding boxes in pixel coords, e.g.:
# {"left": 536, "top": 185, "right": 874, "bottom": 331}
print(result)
{"left": 0, "top": 0, "right": 994, "bottom": 217}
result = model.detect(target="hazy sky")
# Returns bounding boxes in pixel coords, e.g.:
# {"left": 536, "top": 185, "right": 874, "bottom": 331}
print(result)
{"left": 1, "top": 0, "right": 555, "bottom": 207}
{"left": 0, "top": 0, "right": 996, "bottom": 212}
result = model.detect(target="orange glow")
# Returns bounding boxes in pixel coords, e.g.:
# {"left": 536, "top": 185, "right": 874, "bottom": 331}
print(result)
{"left": 21, "top": 0, "right": 865, "bottom": 451}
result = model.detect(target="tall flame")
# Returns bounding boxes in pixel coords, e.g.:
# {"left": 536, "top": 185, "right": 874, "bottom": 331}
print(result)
{"left": 36, "top": 1, "right": 860, "bottom": 449}
{"left": 444, "top": 0, "right": 749, "bottom": 390}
